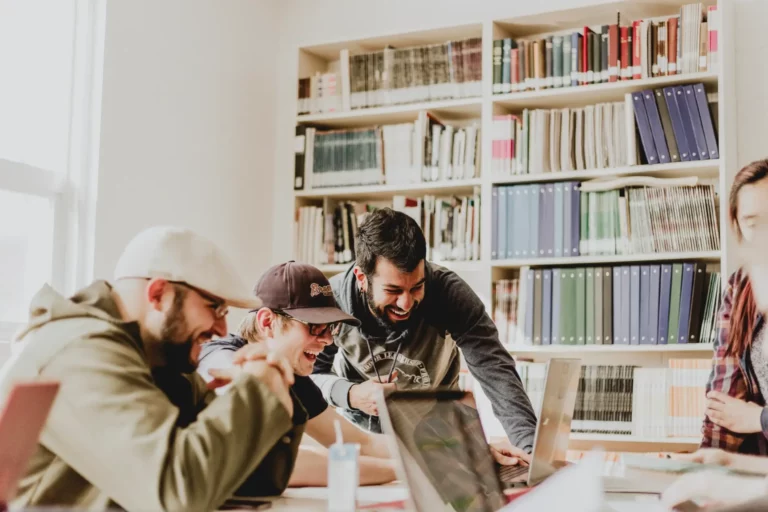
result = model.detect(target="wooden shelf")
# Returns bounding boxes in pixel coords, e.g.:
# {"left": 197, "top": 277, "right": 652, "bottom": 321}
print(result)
{"left": 318, "top": 264, "right": 350, "bottom": 274}
{"left": 319, "top": 260, "right": 482, "bottom": 275}
{"left": 492, "top": 251, "right": 722, "bottom": 269}
{"left": 296, "top": 97, "right": 482, "bottom": 128}
{"left": 570, "top": 433, "right": 700, "bottom": 445}
{"left": 492, "top": 71, "right": 718, "bottom": 110}
{"left": 295, "top": 178, "right": 481, "bottom": 200}
{"left": 491, "top": 160, "right": 720, "bottom": 186}
{"left": 507, "top": 343, "right": 713, "bottom": 354}
{"left": 433, "top": 260, "right": 483, "bottom": 272}
{"left": 567, "top": 432, "right": 701, "bottom": 452}
{"left": 300, "top": 23, "right": 482, "bottom": 61}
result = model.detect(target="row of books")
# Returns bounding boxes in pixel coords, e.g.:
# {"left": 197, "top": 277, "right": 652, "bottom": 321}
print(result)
{"left": 491, "top": 3, "right": 719, "bottom": 93}
{"left": 295, "top": 192, "right": 481, "bottom": 265}
{"left": 491, "top": 181, "right": 720, "bottom": 260}
{"left": 492, "top": 264, "right": 721, "bottom": 347}
{"left": 477, "top": 359, "right": 710, "bottom": 440}
{"left": 491, "top": 100, "right": 633, "bottom": 176}
{"left": 632, "top": 84, "right": 719, "bottom": 165}
{"left": 491, "top": 83, "right": 718, "bottom": 177}
{"left": 295, "top": 204, "right": 359, "bottom": 266}
{"left": 293, "top": 116, "right": 480, "bottom": 190}
{"left": 297, "top": 38, "right": 482, "bottom": 115}
{"left": 633, "top": 359, "right": 712, "bottom": 439}
{"left": 394, "top": 192, "right": 481, "bottom": 263}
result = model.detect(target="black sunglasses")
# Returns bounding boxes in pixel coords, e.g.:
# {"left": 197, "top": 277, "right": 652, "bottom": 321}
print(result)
{"left": 274, "top": 310, "right": 342, "bottom": 337}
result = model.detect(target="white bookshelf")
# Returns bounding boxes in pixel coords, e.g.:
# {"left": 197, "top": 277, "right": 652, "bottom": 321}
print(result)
{"left": 492, "top": 160, "right": 719, "bottom": 185}
{"left": 296, "top": 97, "right": 482, "bottom": 128}
{"left": 296, "top": 178, "right": 482, "bottom": 200}
{"left": 492, "top": 71, "right": 718, "bottom": 110}
{"left": 506, "top": 343, "right": 714, "bottom": 355}
{"left": 492, "top": 251, "right": 722, "bottom": 269}
{"left": 290, "top": 0, "right": 734, "bottom": 454}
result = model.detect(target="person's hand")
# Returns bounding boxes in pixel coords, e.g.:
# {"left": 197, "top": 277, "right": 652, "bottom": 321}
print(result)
{"left": 661, "top": 470, "right": 766, "bottom": 510}
{"left": 489, "top": 438, "right": 531, "bottom": 466}
{"left": 208, "top": 342, "right": 294, "bottom": 389}
{"left": 349, "top": 371, "right": 398, "bottom": 416}
{"left": 208, "top": 343, "right": 295, "bottom": 416}
{"left": 231, "top": 342, "right": 295, "bottom": 383}
{"left": 706, "top": 391, "right": 764, "bottom": 434}
{"left": 671, "top": 448, "right": 733, "bottom": 468}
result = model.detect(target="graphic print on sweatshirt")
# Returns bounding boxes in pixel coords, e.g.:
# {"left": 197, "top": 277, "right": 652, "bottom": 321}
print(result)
{"left": 360, "top": 351, "right": 432, "bottom": 388}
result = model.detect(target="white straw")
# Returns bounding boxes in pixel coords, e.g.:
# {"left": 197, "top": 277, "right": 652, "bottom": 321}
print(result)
{"left": 334, "top": 419, "right": 343, "bottom": 445}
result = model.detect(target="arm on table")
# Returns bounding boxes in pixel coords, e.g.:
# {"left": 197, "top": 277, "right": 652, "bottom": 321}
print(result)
{"left": 288, "top": 445, "right": 396, "bottom": 487}
{"left": 677, "top": 448, "right": 768, "bottom": 475}
{"left": 306, "top": 407, "right": 391, "bottom": 459}
{"left": 40, "top": 337, "right": 296, "bottom": 512}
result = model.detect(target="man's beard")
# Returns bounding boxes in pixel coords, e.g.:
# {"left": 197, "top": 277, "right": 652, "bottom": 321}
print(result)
{"left": 158, "top": 291, "right": 196, "bottom": 374}
{"left": 365, "top": 283, "right": 419, "bottom": 333}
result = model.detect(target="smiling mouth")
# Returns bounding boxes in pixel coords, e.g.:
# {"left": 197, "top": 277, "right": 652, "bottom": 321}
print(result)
{"left": 303, "top": 350, "right": 320, "bottom": 362}
{"left": 388, "top": 308, "right": 410, "bottom": 320}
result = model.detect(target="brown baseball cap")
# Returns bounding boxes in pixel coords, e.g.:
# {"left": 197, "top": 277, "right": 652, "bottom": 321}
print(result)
{"left": 254, "top": 261, "right": 360, "bottom": 326}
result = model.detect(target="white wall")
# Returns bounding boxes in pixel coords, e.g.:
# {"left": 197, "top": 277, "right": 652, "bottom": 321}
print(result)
{"left": 94, "top": 0, "right": 278, "bottom": 325}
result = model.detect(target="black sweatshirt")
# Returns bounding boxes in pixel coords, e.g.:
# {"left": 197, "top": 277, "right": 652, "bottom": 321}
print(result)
{"left": 310, "top": 262, "right": 537, "bottom": 452}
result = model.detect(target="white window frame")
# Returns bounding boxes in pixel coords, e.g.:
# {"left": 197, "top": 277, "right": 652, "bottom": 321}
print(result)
{"left": 0, "top": 0, "right": 106, "bottom": 343}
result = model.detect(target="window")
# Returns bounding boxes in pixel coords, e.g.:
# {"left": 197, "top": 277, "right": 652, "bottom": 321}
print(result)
{"left": 0, "top": 0, "right": 106, "bottom": 343}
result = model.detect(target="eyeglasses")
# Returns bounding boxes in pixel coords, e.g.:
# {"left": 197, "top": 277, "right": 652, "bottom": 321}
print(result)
{"left": 172, "top": 281, "right": 229, "bottom": 319}
{"left": 274, "top": 310, "right": 342, "bottom": 337}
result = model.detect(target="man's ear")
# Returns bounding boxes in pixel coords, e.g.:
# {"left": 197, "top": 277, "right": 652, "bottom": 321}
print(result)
{"left": 353, "top": 266, "right": 368, "bottom": 292}
{"left": 146, "top": 278, "right": 172, "bottom": 312}
{"left": 255, "top": 307, "right": 276, "bottom": 336}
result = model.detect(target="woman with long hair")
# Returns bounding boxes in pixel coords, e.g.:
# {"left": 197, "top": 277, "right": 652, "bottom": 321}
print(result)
{"left": 700, "top": 158, "right": 768, "bottom": 455}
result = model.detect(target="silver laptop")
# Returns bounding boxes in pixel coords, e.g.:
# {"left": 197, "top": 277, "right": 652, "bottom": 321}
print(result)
{"left": 377, "top": 358, "right": 582, "bottom": 512}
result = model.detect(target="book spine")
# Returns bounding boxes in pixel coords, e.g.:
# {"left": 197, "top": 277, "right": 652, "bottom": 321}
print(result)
{"left": 609, "top": 24, "right": 619, "bottom": 82}
{"left": 632, "top": 91, "right": 659, "bottom": 164}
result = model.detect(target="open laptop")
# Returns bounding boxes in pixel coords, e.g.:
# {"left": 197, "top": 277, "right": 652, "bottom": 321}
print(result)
{"left": 0, "top": 381, "right": 59, "bottom": 507}
{"left": 377, "top": 358, "right": 582, "bottom": 512}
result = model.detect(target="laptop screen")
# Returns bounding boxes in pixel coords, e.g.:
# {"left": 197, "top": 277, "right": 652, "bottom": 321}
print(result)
{"left": 381, "top": 390, "right": 507, "bottom": 512}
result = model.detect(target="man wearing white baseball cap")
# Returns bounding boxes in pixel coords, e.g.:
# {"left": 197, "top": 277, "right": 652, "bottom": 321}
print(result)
{"left": 1, "top": 226, "right": 303, "bottom": 511}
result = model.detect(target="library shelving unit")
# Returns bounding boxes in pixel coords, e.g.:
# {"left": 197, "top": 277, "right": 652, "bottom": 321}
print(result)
{"left": 290, "top": 0, "right": 735, "bottom": 453}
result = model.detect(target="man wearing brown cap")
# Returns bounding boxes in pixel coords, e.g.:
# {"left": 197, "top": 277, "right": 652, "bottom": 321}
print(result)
{"left": 0, "top": 226, "right": 301, "bottom": 511}
{"left": 198, "top": 261, "right": 397, "bottom": 487}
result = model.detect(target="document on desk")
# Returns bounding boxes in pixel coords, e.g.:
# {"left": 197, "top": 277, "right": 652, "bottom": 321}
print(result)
{"left": 621, "top": 453, "right": 766, "bottom": 477}
{"left": 500, "top": 453, "right": 604, "bottom": 511}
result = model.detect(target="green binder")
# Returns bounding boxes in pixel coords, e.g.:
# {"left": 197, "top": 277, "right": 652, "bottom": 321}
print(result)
{"left": 667, "top": 263, "right": 684, "bottom": 345}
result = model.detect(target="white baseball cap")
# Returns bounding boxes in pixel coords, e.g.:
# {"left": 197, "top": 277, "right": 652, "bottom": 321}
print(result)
{"left": 114, "top": 225, "right": 262, "bottom": 309}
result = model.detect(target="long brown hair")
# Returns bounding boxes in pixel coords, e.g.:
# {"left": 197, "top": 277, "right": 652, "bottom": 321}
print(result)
{"left": 726, "top": 159, "right": 768, "bottom": 356}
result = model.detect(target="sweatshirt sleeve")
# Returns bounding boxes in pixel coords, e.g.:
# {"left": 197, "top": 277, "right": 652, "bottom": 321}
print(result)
{"left": 434, "top": 269, "right": 538, "bottom": 452}
{"left": 39, "top": 335, "right": 298, "bottom": 512}
{"left": 310, "top": 341, "right": 356, "bottom": 409}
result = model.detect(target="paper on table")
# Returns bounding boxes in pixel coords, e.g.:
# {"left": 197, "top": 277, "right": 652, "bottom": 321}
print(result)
{"left": 499, "top": 451, "right": 604, "bottom": 511}
{"left": 621, "top": 453, "right": 767, "bottom": 478}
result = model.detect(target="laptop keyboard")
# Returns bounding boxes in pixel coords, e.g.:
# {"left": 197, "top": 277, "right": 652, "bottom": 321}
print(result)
{"left": 498, "top": 463, "right": 529, "bottom": 482}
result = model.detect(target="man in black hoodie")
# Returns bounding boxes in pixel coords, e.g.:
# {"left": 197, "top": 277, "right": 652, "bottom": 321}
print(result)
{"left": 310, "top": 208, "right": 538, "bottom": 456}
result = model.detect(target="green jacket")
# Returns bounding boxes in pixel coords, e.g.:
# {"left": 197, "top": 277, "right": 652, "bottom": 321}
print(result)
{"left": 1, "top": 281, "right": 304, "bottom": 511}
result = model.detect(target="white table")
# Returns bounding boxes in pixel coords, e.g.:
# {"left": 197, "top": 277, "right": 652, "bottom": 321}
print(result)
{"left": 225, "top": 485, "right": 667, "bottom": 511}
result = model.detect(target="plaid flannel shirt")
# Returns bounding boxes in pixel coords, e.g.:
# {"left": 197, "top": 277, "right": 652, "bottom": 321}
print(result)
{"left": 701, "top": 268, "right": 768, "bottom": 455}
